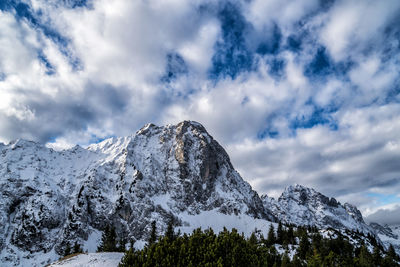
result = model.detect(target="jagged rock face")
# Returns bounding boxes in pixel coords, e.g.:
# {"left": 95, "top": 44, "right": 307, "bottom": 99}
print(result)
{"left": 0, "top": 121, "right": 274, "bottom": 266}
{"left": 370, "top": 223, "right": 400, "bottom": 254}
{"left": 262, "top": 184, "right": 371, "bottom": 234}
{"left": 370, "top": 223, "right": 398, "bottom": 239}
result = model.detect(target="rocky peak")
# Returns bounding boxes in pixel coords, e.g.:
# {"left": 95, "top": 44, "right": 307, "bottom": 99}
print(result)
{"left": 370, "top": 223, "right": 398, "bottom": 239}
{"left": 0, "top": 121, "right": 275, "bottom": 266}
{"left": 280, "top": 184, "right": 340, "bottom": 208}
{"left": 264, "top": 184, "right": 370, "bottom": 234}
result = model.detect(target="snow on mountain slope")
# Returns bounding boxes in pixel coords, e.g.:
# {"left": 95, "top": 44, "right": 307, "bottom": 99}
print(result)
{"left": 262, "top": 184, "right": 371, "bottom": 234}
{"left": 1, "top": 121, "right": 399, "bottom": 266}
{"left": 48, "top": 252, "right": 124, "bottom": 267}
{"left": 370, "top": 223, "right": 400, "bottom": 253}
{"left": 0, "top": 121, "right": 275, "bottom": 266}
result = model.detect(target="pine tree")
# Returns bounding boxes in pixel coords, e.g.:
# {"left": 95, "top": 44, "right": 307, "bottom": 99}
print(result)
{"left": 297, "top": 232, "right": 310, "bottom": 259}
{"left": 129, "top": 239, "right": 136, "bottom": 250}
{"left": 287, "top": 225, "right": 295, "bottom": 244}
{"left": 387, "top": 244, "right": 398, "bottom": 260}
{"left": 281, "top": 252, "right": 291, "bottom": 267}
{"left": 292, "top": 255, "right": 302, "bottom": 267}
{"left": 249, "top": 231, "right": 258, "bottom": 247}
{"left": 277, "top": 221, "right": 284, "bottom": 244}
{"left": 358, "top": 244, "right": 373, "bottom": 267}
{"left": 148, "top": 220, "right": 157, "bottom": 245}
{"left": 73, "top": 241, "right": 83, "bottom": 254}
{"left": 165, "top": 219, "right": 175, "bottom": 241}
{"left": 372, "top": 246, "right": 381, "bottom": 266}
{"left": 63, "top": 242, "right": 71, "bottom": 257}
{"left": 267, "top": 224, "right": 276, "bottom": 246}
{"left": 97, "top": 225, "right": 118, "bottom": 252}
{"left": 118, "top": 237, "right": 127, "bottom": 252}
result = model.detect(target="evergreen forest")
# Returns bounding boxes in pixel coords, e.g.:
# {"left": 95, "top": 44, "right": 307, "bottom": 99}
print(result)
{"left": 109, "top": 221, "right": 400, "bottom": 267}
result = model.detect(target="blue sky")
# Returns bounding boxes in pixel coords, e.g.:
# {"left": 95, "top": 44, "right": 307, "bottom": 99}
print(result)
{"left": 0, "top": 0, "right": 400, "bottom": 224}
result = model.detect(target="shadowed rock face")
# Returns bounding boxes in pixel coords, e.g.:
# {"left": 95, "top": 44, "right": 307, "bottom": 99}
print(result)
{"left": 0, "top": 121, "right": 275, "bottom": 266}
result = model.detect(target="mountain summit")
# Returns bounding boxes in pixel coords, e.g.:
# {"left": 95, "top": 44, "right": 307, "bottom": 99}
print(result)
{"left": 0, "top": 121, "right": 273, "bottom": 266}
{"left": 0, "top": 121, "right": 398, "bottom": 266}
{"left": 263, "top": 184, "right": 370, "bottom": 233}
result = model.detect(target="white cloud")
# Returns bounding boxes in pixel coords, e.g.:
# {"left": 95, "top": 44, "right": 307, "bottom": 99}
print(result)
{"left": 224, "top": 104, "right": 400, "bottom": 206}
{"left": 178, "top": 20, "right": 221, "bottom": 76}
{"left": 1, "top": 0, "right": 400, "bottom": 225}
{"left": 245, "top": 0, "right": 320, "bottom": 31}
{"left": 320, "top": 0, "right": 400, "bottom": 61}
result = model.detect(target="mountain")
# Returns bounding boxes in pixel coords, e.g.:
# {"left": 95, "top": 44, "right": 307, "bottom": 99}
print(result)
{"left": 0, "top": 121, "right": 274, "bottom": 266}
{"left": 262, "top": 184, "right": 371, "bottom": 234}
{"left": 0, "top": 120, "right": 398, "bottom": 266}
{"left": 370, "top": 223, "right": 400, "bottom": 253}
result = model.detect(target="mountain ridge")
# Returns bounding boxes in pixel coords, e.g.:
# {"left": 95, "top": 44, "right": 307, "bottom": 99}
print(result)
{"left": 0, "top": 120, "right": 398, "bottom": 266}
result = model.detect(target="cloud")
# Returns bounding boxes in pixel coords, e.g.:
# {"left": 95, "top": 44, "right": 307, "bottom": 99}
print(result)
{"left": 0, "top": 0, "right": 400, "bottom": 225}
{"left": 226, "top": 104, "right": 400, "bottom": 196}
{"left": 365, "top": 205, "right": 400, "bottom": 226}
{"left": 319, "top": 0, "right": 400, "bottom": 61}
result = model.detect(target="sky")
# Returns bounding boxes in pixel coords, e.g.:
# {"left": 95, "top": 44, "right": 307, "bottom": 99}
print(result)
{"left": 0, "top": 0, "right": 400, "bottom": 225}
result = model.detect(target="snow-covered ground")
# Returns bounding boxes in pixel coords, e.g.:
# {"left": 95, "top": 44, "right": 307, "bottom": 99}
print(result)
{"left": 178, "top": 209, "right": 275, "bottom": 237}
{"left": 48, "top": 252, "right": 124, "bottom": 267}
{"left": 377, "top": 225, "right": 400, "bottom": 251}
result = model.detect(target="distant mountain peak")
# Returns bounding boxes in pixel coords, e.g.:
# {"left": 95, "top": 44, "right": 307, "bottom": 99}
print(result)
{"left": 280, "top": 184, "right": 340, "bottom": 208}
{"left": 264, "top": 183, "right": 369, "bottom": 233}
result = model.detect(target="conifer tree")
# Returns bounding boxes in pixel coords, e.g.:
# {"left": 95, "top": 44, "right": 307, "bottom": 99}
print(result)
{"left": 372, "top": 246, "right": 381, "bottom": 265}
{"left": 277, "top": 221, "right": 284, "bottom": 244}
{"left": 165, "top": 219, "right": 175, "bottom": 241}
{"left": 97, "top": 225, "right": 118, "bottom": 252}
{"left": 63, "top": 242, "right": 71, "bottom": 257}
{"left": 73, "top": 241, "right": 83, "bottom": 254}
{"left": 118, "top": 237, "right": 127, "bottom": 252}
{"left": 287, "top": 225, "right": 295, "bottom": 244}
{"left": 249, "top": 231, "right": 258, "bottom": 247}
{"left": 281, "top": 252, "right": 291, "bottom": 267}
{"left": 358, "top": 244, "right": 372, "bottom": 267}
{"left": 267, "top": 224, "right": 276, "bottom": 246}
{"left": 297, "top": 232, "right": 310, "bottom": 259}
{"left": 148, "top": 220, "right": 157, "bottom": 245}
{"left": 387, "top": 244, "right": 398, "bottom": 260}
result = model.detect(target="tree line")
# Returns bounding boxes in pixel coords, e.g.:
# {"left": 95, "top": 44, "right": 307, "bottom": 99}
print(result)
{"left": 111, "top": 220, "right": 400, "bottom": 267}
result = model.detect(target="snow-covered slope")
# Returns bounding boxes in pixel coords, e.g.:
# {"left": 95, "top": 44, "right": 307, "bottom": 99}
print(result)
{"left": 262, "top": 184, "right": 371, "bottom": 234}
{"left": 370, "top": 223, "right": 400, "bottom": 253}
{"left": 48, "top": 252, "right": 124, "bottom": 267}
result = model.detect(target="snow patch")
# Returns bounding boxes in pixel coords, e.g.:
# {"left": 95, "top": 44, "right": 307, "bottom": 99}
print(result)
{"left": 48, "top": 252, "right": 124, "bottom": 267}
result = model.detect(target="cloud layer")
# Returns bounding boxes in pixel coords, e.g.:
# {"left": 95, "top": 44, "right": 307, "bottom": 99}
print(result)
{"left": 1, "top": 0, "right": 400, "bottom": 224}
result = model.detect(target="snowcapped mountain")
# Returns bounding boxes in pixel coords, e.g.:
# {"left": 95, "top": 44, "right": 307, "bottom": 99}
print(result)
{"left": 370, "top": 223, "right": 400, "bottom": 253}
{"left": 262, "top": 184, "right": 371, "bottom": 234}
{"left": 0, "top": 120, "right": 398, "bottom": 266}
{"left": 0, "top": 121, "right": 274, "bottom": 266}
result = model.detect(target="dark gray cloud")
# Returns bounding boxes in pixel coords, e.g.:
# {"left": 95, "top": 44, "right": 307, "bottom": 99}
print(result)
{"left": 366, "top": 205, "right": 400, "bottom": 226}
{"left": 0, "top": 0, "right": 400, "bottom": 224}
